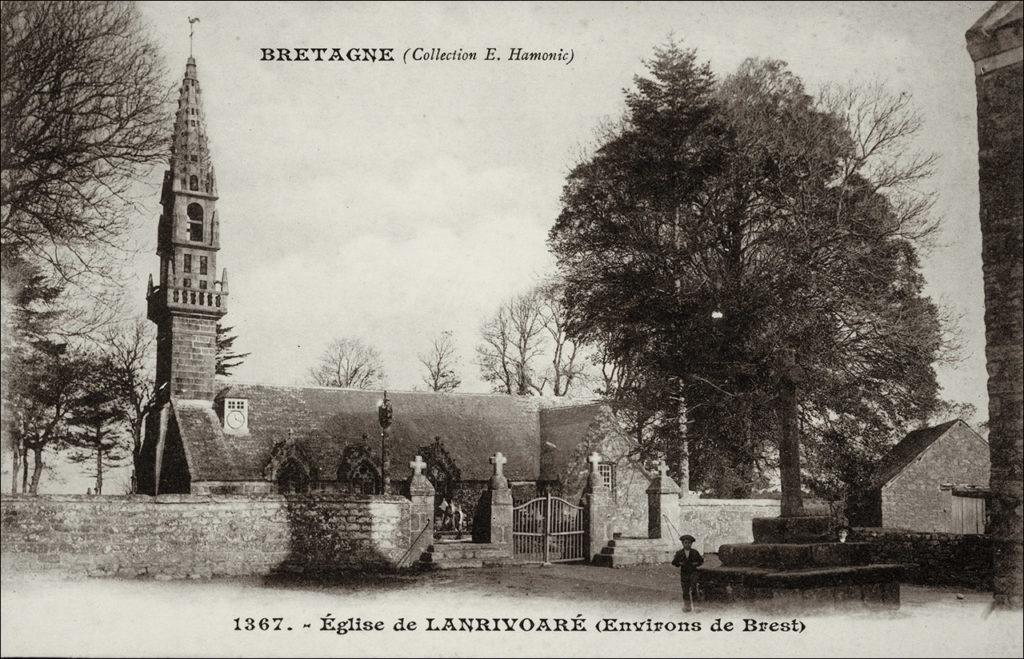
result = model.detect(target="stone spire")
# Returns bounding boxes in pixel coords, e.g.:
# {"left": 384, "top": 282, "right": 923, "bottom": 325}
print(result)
{"left": 170, "top": 57, "right": 217, "bottom": 198}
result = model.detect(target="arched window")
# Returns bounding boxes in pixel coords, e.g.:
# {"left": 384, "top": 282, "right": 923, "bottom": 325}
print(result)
{"left": 186, "top": 203, "right": 204, "bottom": 242}
{"left": 189, "top": 175, "right": 199, "bottom": 191}
{"left": 277, "top": 458, "right": 313, "bottom": 494}
{"left": 337, "top": 444, "right": 382, "bottom": 495}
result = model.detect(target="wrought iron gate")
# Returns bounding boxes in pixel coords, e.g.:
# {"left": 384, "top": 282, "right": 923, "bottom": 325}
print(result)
{"left": 512, "top": 493, "right": 585, "bottom": 563}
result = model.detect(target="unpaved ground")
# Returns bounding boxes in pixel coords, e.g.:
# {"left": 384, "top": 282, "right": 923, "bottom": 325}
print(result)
{"left": 2, "top": 564, "right": 1019, "bottom": 657}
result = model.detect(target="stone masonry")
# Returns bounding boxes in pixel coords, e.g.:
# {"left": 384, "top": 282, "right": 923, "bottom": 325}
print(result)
{"left": 966, "top": 1, "right": 1024, "bottom": 608}
{"left": 881, "top": 423, "right": 990, "bottom": 532}
{"left": 1, "top": 494, "right": 411, "bottom": 579}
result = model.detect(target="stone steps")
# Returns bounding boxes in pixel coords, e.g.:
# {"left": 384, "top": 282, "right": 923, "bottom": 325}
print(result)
{"left": 418, "top": 542, "right": 515, "bottom": 569}
{"left": 718, "top": 542, "right": 872, "bottom": 569}
{"left": 593, "top": 537, "right": 676, "bottom": 568}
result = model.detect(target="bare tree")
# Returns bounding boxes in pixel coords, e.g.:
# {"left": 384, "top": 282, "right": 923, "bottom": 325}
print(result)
{"left": 536, "top": 278, "right": 587, "bottom": 396}
{"left": 418, "top": 330, "right": 462, "bottom": 393}
{"left": 101, "top": 319, "right": 155, "bottom": 491}
{"left": 308, "top": 337, "right": 386, "bottom": 390}
{"left": 1, "top": 1, "right": 171, "bottom": 286}
{"left": 476, "top": 290, "right": 546, "bottom": 395}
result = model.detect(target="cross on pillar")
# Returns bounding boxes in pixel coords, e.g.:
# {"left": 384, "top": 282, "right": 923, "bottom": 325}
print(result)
{"left": 409, "top": 455, "right": 426, "bottom": 477}
{"left": 656, "top": 459, "right": 670, "bottom": 479}
{"left": 588, "top": 452, "right": 602, "bottom": 472}
{"left": 490, "top": 452, "right": 507, "bottom": 478}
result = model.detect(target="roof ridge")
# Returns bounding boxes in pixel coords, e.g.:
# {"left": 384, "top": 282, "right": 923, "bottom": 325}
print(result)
{"left": 219, "top": 380, "right": 551, "bottom": 401}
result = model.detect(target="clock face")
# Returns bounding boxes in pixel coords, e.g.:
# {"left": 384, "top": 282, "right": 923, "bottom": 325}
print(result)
{"left": 226, "top": 410, "right": 245, "bottom": 429}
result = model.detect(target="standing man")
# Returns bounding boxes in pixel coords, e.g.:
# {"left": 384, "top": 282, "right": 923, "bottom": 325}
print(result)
{"left": 672, "top": 534, "right": 704, "bottom": 612}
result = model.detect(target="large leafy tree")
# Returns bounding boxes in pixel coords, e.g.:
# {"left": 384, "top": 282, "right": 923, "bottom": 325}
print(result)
{"left": 549, "top": 43, "right": 950, "bottom": 496}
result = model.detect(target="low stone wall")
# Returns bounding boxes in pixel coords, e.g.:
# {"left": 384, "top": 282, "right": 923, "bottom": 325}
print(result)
{"left": 850, "top": 527, "right": 994, "bottom": 590}
{"left": 0, "top": 493, "right": 412, "bottom": 579}
{"left": 679, "top": 498, "right": 781, "bottom": 554}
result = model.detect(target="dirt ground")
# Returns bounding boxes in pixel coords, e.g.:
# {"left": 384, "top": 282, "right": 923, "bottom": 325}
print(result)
{"left": 2, "top": 562, "right": 1020, "bottom": 658}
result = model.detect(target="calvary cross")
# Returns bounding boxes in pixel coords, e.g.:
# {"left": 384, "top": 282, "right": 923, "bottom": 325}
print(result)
{"left": 409, "top": 455, "right": 426, "bottom": 477}
{"left": 490, "top": 452, "right": 507, "bottom": 478}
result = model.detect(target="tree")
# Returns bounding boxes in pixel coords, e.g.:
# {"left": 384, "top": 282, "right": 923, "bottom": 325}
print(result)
{"left": 536, "top": 277, "right": 586, "bottom": 397}
{"left": 216, "top": 322, "right": 250, "bottom": 377}
{"left": 102, "top": 319, "right": 155, "bottom": 491}
{"left": 549, "top": 42, "right": 951, "bottom": 495}
{"left": 64, "top": 377, "right": 129, "bottom": 495}
{"left": 7, "top": 343, "right": 94, "bottom": 493}
{"left": 475, "top": 282, "right": 590, "bottom": 397}
{"left": 418, "top": 330, "right": 462, "bottom": 393}
{"left": 1, "top": 254, "right": 62, "bottom": 492}
{"left": 476, "top": 290, "right": 546, "bottom": 395}
{"left": 308, "top": 337, "right": 386, "bottom": 390}
{"left": 1, "top": 1, "right": 170, "bottom": 286}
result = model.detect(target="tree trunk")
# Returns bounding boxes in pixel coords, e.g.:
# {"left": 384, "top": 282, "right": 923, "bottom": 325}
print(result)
{"left": 11, "top": 444, "right": 20, "bottom": 494}
{"left": 21, "top": 446, "right": 29, "bottom": 493}
{"left": 96, "top": 449, "right": 104, "bottom": 495}
{"left": 29, "top": 447, "right": 44, "bottom": 495}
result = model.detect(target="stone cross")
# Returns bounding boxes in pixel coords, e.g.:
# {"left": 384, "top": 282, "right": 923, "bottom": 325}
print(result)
{"left": 490, "top": 452, "right": 507, "bottom": 478}
{"left": 656, "top": 460, "right": 670, "bottom": 479}
{"left": 588, "top": 452, "right": 603, "bottom": 472}
{"left": 410, "top": 455, "right": 426, "bottom": 477}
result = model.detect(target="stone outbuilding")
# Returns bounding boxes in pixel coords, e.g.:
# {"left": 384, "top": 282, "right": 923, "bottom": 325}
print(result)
{"left": 855, "top": 420, "right": 990, "bottom": 533}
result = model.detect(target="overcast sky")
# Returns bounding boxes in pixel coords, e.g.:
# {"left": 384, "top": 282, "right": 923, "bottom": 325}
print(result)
{"left": 122, "top": 1, "right": 992, "bottom": 419}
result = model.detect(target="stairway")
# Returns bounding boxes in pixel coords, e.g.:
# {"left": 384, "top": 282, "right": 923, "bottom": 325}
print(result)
{"left": 418, "top": 541, "right": 516, "bottom": 569}
{"left": 593, "top": 536, "right": 677, "bottom": 568}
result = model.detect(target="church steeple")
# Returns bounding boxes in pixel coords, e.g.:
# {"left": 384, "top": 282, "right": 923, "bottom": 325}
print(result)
{"left": 147, "top": 55, "right": 227, "bottom": 402}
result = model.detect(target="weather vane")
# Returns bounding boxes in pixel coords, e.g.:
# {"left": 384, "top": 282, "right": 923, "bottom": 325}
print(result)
{"left": 188, "top": 16, "right": 200, "bottom": 57}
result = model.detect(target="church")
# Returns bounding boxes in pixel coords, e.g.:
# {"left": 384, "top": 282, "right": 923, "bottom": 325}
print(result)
{"left": 136, "top": 56, "right": 654, "bottom": 537}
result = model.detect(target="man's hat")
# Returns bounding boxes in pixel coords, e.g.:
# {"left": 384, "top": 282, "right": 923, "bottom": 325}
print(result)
{"left": 679, "top": 534, "right": 695, "bottom": 543}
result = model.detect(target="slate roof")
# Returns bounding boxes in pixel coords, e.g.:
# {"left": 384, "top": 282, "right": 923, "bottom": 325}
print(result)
{"left": 539, "top": 403, "right": 607, "bottom": 481}
{"left": 869, "top": 420, "right": 977, "bottom": 490}
{"left": 170, "top": 384, "right": 606, "bottom": 483}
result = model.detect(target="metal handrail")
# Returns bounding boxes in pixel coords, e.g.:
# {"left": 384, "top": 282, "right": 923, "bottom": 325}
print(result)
{"left": 663, "top": 513, "right": 682, "bottom": 540}
{"left": 396, "top": 524, "right": 433, "bottom": 569}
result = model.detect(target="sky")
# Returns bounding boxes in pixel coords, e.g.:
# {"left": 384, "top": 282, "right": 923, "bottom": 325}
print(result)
{"left": 37, "top": 1, "right": 996, "bottom": 493}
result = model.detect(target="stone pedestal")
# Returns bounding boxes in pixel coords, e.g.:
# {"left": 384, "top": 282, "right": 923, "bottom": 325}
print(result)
{"left": 700, "top": 515, "right": 905, "bottom": 611}
{"left": 583, "top": 467, "right": 611, "bottom": 563}
{"left": 472, "top": 453, "right": 514, "bottom": 547}
{"left": 405, "top": 456, "right": 435, "bottom": 564}
{"left": 647, "top": 464, "right": 680, "bottom": 540}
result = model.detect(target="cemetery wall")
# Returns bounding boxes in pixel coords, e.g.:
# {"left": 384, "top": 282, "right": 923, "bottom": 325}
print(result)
{"left": 0, "top": 493, "right": 411, "bottom": 579}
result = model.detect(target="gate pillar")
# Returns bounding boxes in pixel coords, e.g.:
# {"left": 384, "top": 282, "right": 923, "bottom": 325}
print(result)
{"left": 473, "top": 452, "right": 514, "bottom": 547}
{"left": 647, "top": 460, "right": 680, "bottom": 540}
{"left": 407, "top": 455, "right": 435, "bottom": 557}
{"left": 583, "top": 452, "right": 611, "bottom": 562}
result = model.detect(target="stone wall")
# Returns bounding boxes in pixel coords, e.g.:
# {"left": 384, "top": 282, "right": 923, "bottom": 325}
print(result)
{"left": 678, "top": 498, "right": 781, "bottom": 554}
{"left": 850, "top": 527, "right": 994, "bottom": 590}
{"left": 881, "top": 423, "right": 990, "bottom": 532}
{"left": 0, "top": 493, "right": 411, "bottom": 579}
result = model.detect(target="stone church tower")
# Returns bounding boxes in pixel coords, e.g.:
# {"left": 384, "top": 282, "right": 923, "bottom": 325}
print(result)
{"left": 147, "top": 56, "right": 228, "bottom": 402}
